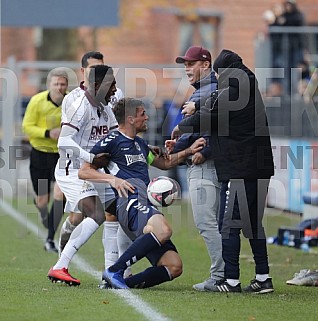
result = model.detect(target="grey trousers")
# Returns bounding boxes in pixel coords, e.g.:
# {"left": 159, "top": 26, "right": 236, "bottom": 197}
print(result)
{"left": 187, "top": 159, "right": 224, "bottom": 280}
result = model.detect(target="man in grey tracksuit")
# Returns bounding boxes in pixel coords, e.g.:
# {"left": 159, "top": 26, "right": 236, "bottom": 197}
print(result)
{"left": 171, "top": 46, "right": 224, "bottom": 291}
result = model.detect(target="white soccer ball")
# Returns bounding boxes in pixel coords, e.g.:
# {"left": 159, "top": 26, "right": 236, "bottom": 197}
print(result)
{"left": 147, "top": 176, "right": 180, "bottom": 207}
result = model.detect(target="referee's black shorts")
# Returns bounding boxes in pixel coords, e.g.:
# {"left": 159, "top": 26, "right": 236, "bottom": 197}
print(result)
{"left": 29, "top": 147, "right": 59, "bottom": 196}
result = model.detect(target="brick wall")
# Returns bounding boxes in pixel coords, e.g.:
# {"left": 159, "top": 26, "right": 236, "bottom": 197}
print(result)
{"left": 1, "top": 0, "right": 318, "bottom": 99}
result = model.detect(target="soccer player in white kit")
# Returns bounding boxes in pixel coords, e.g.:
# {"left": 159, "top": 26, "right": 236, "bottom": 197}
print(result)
{"left": 57, "top": 52, "right": 130, "bottom": 274}
{"left": 49, "top": 65, "right": 128, "bottom": 284}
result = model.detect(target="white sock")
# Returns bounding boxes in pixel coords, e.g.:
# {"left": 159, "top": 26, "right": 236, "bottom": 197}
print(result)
{"left": 58, "top": 217, "right": 76, "bottom": 256}
{"left": 226, "top": 279, "right": 240, "bottom": 287}
{"left": 256, "top": 274, "right": 269, "bottom": 282}
{"left": 103, "top": 221, "right": 119, "bottom": 269}
{"left": 54, "top": 217, "right": 99, "bottom": 270}
{"left": 117, "top": 225, "right": 133, "bottom": 277}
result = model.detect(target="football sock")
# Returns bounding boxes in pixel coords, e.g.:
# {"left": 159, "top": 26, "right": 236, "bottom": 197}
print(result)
{"left": 47, "top": 199, "right": 65, "bottom": 241}
{"left": 53, "top": 217, "right": 99, "bottom": 270}
{"left": 226, "top": 279, "right": 240, "bottom": 286}
{"left": 256, "top": 274, "right": 269, "bottom": 282}
{"left": 103, "top": 221, "right": 119, "bottom": 269}
{"left": 34, "top": 199, "right": 49, "bottom": 229}
{"left": 117, "top": 225, "right": 133, "bottom": 277}
{"left": 109, "top": 232, "right": 161, "bottom": 272}
{"left": 58, "top": 216, "right": 76, "bottom": 255}
{"left": 125, "top": 266, "right": 172, "bottom": 289}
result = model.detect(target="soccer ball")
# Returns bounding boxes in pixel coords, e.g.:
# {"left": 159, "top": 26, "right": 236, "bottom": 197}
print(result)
{"left": 147, "top": 176, "right": 180, "bottom": 207}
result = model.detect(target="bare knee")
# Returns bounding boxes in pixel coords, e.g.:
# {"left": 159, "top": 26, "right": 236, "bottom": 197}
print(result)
{"left": 69, "top": 213, "right": 83, "bottom": 226}
{"left": 105, "top": 212, "right": 117, "bottom": 222}
{"left": 78, "top": 196, "right": 105, "bottom": 225}
{"left": 167, "top": 262, "right": 183, "bottom": 279}
{"left": 36, "top": 194, "right": 49, "bottom": 209}
{"left": 145, "top": 214, "right": 172, "bottom": 243}
{"left": 157, "top": 251, "right": 183, "bottom": 279}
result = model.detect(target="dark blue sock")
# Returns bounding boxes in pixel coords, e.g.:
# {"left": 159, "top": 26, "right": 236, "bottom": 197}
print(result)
{"left": 109, "top": 233, "right": 161, "bottom": 272}
{"left": 125, "top": 266, "right": 172, "bottom": 288}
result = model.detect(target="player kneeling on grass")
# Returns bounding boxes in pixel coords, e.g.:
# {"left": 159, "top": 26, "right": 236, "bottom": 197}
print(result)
{"left": 77, "top": 97, "right": 205, "bottom": 289}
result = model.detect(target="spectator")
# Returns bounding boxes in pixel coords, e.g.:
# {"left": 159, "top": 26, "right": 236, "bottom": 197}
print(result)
{"left": 265, "top": 1, "right": 306, "bottom": 94}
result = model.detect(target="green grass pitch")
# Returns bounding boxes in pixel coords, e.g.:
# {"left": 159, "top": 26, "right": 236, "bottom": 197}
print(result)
{"left": 1, "top": 199, "right": 318, "bottom": 321}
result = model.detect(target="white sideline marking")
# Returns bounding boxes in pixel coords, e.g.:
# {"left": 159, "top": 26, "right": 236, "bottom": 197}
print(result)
{"left": 0, "top": 200, "right": 171, "bottom": 321}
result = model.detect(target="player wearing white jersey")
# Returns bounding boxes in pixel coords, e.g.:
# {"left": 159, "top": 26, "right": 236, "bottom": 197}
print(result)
{"left": 57, "top": 52, "right": 129, "bottom": 274}
{"left": 48, "top": 65, "right": 135, "bottom": 285}
{"left": 55, "top": 85, "right": 118, "bottom": 213}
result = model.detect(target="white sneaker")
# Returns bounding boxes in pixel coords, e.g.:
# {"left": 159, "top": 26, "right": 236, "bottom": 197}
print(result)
{"left": 193, "top": 278, "right": 217, "bottom": 291}
{"left": 286, "top": 269, "right": 318, "bottom": 286}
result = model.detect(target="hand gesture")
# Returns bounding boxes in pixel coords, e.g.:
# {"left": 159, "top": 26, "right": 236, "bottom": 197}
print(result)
{"left": 164, "top": 139, "right": 176, "bottom": 154}
{"left": 189, "top": 137, "right": 206, "bottom": 154}
{"left": 192, "top": 152, "right": 206, "bottom": 165}
{"left": 181, "top": 101, "right": 195, "bottom": 117}
{"left": 109, "top": 177, "right": 135, "bottom": 198}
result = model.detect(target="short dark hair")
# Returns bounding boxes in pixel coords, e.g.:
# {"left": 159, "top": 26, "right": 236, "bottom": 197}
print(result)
{"left": 87, "top": 65, "right": 113, "bottom": 86}
{"left": 113, "top": 98, "right": 144, "bottom": 125}
{"left": 81, "top": 51, "right": 104, "bottom": 68}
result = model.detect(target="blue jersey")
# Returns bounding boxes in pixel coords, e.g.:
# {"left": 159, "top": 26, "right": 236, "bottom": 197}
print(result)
{"left": 91, "top": 130, "right": 161, "bottom": 240}
{"left": 90, "top": 130, "right": 155, "bottom": 186}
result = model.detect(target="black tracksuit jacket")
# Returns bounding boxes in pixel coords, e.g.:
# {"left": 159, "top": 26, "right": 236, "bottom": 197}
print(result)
{"left": 178, "top": 50, "right": 274, "bottom": 182}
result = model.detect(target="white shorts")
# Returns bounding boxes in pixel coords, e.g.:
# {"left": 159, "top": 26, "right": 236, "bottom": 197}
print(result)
{"left": 55, "top": 166, "right": 115, "bottom": 214}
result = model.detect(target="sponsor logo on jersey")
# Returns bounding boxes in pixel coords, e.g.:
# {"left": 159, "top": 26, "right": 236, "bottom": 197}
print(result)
{"left": 125, "top": 153, "right": 147, "bottom": 166}
{"left": 135, "top": 142, "right": 141, "bottom": 151}
{"left": 80, "top": 181, "right": 96, "bottom": 194}
{"left": 90, "top": 125, "right": 109, "bottom": 141}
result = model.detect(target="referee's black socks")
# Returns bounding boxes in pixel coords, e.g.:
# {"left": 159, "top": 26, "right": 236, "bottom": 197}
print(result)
{"left": 47, "top": 199, "right": 65, "bottom": 241}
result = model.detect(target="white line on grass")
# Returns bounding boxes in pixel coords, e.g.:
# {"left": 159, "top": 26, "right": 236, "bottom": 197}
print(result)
{"left": 0, "top": 199, "right": 171, "bottom": 321}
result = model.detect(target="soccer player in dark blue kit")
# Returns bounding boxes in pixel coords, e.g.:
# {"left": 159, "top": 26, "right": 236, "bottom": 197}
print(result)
{"left": 79, "top": 97, "right": 205, "bottom": 289}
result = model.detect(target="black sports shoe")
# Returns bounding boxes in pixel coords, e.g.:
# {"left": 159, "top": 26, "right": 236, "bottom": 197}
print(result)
{"left": 207, "top": 278, "right": 242, "bottom": 293}
{"left": 243, "top": 278, "right": 274, "bottom": 294}
{"left": 44, "top": 239, "right": 58, "bottom": 253}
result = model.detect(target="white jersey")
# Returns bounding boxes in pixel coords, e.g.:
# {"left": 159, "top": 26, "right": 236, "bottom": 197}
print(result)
{"left": 55, "top": 90, "right": 118, "bottom": 213}
{"left": 57, "top": 91, "right": 118, "bottom": 173}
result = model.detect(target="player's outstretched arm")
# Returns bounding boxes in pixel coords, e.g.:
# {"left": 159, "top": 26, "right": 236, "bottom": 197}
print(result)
{"left": 152, "top": 137, "right": 206, "bottom": 170}
{"left": 78, "top": 162, "right": 134, "bottom": 197}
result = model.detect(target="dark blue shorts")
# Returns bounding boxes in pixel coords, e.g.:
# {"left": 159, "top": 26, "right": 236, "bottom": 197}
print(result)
{"left": 116, "top": 189, "right": 178, "bottom": 266}
{"left": 116, "top": 190, "right": 161, "bottom": 240}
